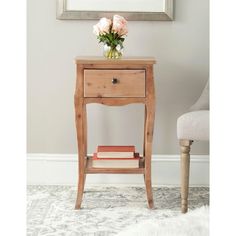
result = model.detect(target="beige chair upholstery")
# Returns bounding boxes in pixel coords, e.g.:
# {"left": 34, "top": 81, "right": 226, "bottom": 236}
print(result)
{"left": 177, "top": 81, "right": 209, "bottom": 213}
{"left": 177, "top": 110, "right": 209, "bottom": 141}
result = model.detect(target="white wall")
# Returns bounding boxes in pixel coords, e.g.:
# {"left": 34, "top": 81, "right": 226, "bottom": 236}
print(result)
{"left": 27, "top": 0, "right": 209, "bottom": 155}
{"left": 27, "top": 153, "right": 209, "bottom": 186}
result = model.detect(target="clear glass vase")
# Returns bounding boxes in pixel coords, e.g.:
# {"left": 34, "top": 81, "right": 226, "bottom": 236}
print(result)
{"left": 103, "top": 44, "right": 123, "bottom": 59}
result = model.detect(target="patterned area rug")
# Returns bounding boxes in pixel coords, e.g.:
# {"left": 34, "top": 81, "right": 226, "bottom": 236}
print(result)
{"left": 27, "top": 186, "right": 209, "bottom": 236}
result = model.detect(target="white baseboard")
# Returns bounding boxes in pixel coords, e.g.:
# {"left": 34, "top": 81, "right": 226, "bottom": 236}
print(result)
{"left": 27, "top": 154, "right": 209, "bottom": 186}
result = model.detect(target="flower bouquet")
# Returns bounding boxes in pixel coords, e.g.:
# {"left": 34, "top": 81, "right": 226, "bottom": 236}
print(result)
{"left": 93, "top": 15, "right": 128, "bottom": 59}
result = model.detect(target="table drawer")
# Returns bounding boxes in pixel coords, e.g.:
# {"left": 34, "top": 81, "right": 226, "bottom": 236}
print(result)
{"left": 84, "top": 69, "right": 145, "bottom": 97}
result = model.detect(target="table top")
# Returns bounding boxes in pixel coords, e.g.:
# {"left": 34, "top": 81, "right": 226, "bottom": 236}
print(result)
{"left": 75, "top": 56, "right": 156, "bottom": 65}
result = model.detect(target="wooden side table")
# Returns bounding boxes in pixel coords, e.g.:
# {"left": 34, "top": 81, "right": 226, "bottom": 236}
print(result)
{"left": 74, "top": 57, "right": 156, "bottom": 209}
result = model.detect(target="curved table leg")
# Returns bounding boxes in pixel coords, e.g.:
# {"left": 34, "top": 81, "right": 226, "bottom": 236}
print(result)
{"left": 75, "top": 99, "right": 87, "bottom": 209}
{"left": 144, "top": 102, "right": 155, "bottom": 209}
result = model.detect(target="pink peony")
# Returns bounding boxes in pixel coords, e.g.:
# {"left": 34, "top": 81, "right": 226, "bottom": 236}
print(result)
{"left": 93, "top": 17, "right": 112, "bottom": 36}
{"left": 112, "top": 15, "right": 128, "bottom": 36}
{"left": 93, "top": 24, "right": 100, "bottom": 36}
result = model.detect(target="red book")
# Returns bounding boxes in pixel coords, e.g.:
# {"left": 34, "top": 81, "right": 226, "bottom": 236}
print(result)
{"left": 92, "top": 153, "right": 140, "bottom": 168}
{"left": 97, "top": 145, "right": 135, "bottom": 158}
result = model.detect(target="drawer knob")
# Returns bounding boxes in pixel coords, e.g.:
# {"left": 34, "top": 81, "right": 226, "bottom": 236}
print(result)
{"left": 112, "top": 78, "right": 118, "bottom": 84}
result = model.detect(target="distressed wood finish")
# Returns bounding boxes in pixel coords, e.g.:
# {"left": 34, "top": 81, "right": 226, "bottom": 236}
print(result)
{"left": 143, "top": 65, "right": 155, "bottom": 209}
{"left": 86, "top": 157, "right": 145, "bottom": 174}
{"left": 74, "top": 57, "right": 156, "bottom": 209}
{"left": 84, "top": 69, "right": 145, "bottom": 97}
{"left": 74, "top": 97, "right": 86, "bottom": 209}
{"left": 84, "top": 97, "right": 146, "bottom": 106}
{"left": 180, "top": 139, "right": 193, "bottom": 213}
{"left": 75, "top": 57, "right": 156, "bottom": 65}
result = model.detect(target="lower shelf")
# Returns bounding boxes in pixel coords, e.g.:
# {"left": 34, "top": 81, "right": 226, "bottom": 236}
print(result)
{"left": 85, "top": 156, "right": 145, "bottom": 174}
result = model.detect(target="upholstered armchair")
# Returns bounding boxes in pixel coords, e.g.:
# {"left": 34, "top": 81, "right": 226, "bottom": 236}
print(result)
{"left": 177, "top": 81, "right": 209, "bottom": 213}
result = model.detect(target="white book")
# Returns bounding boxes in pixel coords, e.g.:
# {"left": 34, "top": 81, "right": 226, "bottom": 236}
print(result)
{"left": 92, "top": 159, "right": 139, "bottom": 168}
{"left": 92, "top": 153, "right": 140, "bottom": 168}
{"left": 97, "top": 152, "right": 134, "bottom": 158}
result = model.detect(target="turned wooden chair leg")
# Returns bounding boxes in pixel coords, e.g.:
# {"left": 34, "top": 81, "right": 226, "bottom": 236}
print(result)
{"left": 180, "top": 139, "right": 193, "bottom": 213}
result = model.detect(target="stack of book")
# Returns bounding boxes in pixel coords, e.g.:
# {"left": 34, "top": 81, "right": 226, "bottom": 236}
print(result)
{"left": 92, "top": 145, "right": 140, "bottom": 168}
